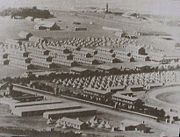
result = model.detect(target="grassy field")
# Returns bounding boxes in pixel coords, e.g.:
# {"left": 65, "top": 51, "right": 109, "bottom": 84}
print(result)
{"left": 156, "top": 88, "right": 180, "bottom": 105}
{"left": 0, "top": 103, "right": 48, "bottom": 129}
{"left": 145, "top": 86, "right": 180, "bottom": 111}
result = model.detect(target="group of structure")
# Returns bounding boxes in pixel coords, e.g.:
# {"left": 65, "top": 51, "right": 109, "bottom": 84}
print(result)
{"left": 1, "top": 36, "right": 180, "bottom": 70}
{"left": 53, "top": 70, "right": 176, "bottom": 90}
{"left": 2, "top": 84, "right": 96, "bottom": 118}
{"left": 0, "top": 84, "right": 152, "bottom": 133}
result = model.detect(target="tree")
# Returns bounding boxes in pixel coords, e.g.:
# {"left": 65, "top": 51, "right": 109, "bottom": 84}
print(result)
{"left": 32, "top": 6, "right": 37, "bottom": 10}
{"left": 159, "top": 109, "right": 166, "bottom": 118}
{"left": 134, "top": 99, "right": 144, "bottom": 111}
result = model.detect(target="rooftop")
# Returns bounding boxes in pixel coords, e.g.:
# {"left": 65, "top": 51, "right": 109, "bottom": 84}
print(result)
{"left": 107, "top": 86, "right": 125, "bottom": 91}
{"left": 95, "top": 54, "right": 115, "bottom": 60}
{"left": 44, "top": 108, "right": 96, "bottom": 115}
{"left": 104, "top": 61, "right": 159, "bottom": 70}
{"left": 128, "top": 85, "right": 144, "bottom": 89}
{"left": 70, "top": 67, "right": 88, "bottom": 73}
{"left": 121, "top": 119, "right": 141, "bottom": 127}
{"left": 96, "top": 46, "right": 113, "bottom": 52}
{"left": 84, "top": 87, "right": 111, "bottom": 95}
{"left": 96, "top": 64, "right": 116, "bottom": 70}
{"left": 73, "top": 50, "right": 90, "bottom": 55}
{"left": 112, "top": 93, "right": 138, "bottom": 101}
{"left": 60, "top": 117, "right": 84, "bottom": 126}
{"left": 37, "top": 21, "right": 57, "bottom": 28}
{"left": 80, "top": 48, "right": 96, "bottom": 52}
{"left": 47, "top": 46, "right": 67, "bottom": 51}
{"left": 12, "top": 99, "right": 62, "bottom": 108}
{"left": 62, "top": 44, "right": 79, "bottom": 50}
{"left": 134, "top": 64, "right": 149, "bottom": 68}
{"left": 18, "top": 31, "right": 32, "bottom": 38}
{"left": 14, "top": 103, "right": 81, "bottom": 113}
{"left": 74, "top": 55, "right": 95, "bottom": 61}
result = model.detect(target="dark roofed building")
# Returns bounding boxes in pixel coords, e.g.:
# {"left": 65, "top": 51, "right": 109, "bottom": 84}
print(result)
{"left": 120, "top": 119, "right": 141, "bottom": 131}
{"left": 126, "top": 46, "right": 146, "bottom": 55}
{"left": 128, "top": 85, "right": 144, "bottom": 91}
{"left": 112, "top": 92, "right": 139, "bottom": 109}
{"left": 135, "top": 124, "right": 151, "bottom": 133}
{"left": 34, "top": 21, "right": 60, "bottom": 31}
{"left": 43, "top": 108, "right": 96, "bottom": 119}
{"left": 107, "top": 86, "right": 125, "bottom": 93}
{"left": 96, "top": 64, "right": 119, "bottom": 73}
{"left": 74, "top": 27, "right": 87, "bottom": 31}
{"left": 70, "top": 67, "right": 90, "bottom": 75}
{"left": 83, "top": 87, "right": 112, "bottom": 102}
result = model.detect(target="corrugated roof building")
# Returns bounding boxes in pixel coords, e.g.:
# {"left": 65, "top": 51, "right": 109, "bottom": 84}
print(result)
{"left": 34, "top": 21, "right": 60, "bottom": 31}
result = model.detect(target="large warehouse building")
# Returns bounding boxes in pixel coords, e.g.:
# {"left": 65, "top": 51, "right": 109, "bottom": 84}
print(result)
{"left": 43, "top": 108, "right": 96, "bottom": 119}
{"left": 12, "top": 103, "right": 81, "bottom": 117}
{"left": 11, "top": 99, "right": 62, "bottom": 109}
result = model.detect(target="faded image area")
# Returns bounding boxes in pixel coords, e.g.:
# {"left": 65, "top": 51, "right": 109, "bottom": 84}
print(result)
{"left": 0, "top": 0, "right": 180, "bottom": 137}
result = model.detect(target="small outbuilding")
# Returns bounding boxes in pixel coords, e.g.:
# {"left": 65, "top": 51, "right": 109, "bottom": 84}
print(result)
{"left": 34, "top": 21, "right": 60, "bottom": 31}
{"left": 25, "top": 16, "right": 34, "bottom": 21}
{"left": 18, "top": 31, "right": 33, "bottom": 40}
{"left": 74, "top": 27, "right": 87, "bottom": 31}
{"left": 96, "top": 64, "right": 119, "bottom": 74}
{"left": 119, "top": 119, "right": 141, "bottom": 131}
{"left": 128, "top": 85, "right": 144, "bottom": 91}
{"left": 29, "top": 36, "right": 44, "bottom": 42}
{"left": 70, "top": 67, "right": 90, "bottom": 75}
{"left": 135, "top": 124, "right": 151, "bottom": 133}
{"left": 59, "top": 117, "right": 86, "bottom": 130}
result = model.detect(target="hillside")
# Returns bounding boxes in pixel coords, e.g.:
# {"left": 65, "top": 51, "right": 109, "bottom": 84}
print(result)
{"left": 0, "top": 7, "right": 53, "bottom": 18}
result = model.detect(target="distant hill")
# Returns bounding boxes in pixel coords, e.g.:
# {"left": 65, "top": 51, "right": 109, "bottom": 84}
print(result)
{"left": 0, "top": 7, "right": 53, "bottom": 19}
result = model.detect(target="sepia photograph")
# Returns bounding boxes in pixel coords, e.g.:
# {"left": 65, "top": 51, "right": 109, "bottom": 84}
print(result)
{"left": 0, "top": 0, "right": 180, "bottom": 137}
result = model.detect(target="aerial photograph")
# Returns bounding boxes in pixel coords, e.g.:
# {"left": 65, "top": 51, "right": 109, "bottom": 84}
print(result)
{"left": 0, "top": 0, "right": 180, "bottom": 137}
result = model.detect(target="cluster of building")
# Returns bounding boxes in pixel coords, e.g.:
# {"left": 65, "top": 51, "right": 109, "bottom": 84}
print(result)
{"left": 51, "top": 70, "right": 178, "bottom": 112}
{"left": 0, "top": 47, "right": 8, "bottom": 65}
{"left": 1, "top": 83, "right": 153, "bottom": 134}
{"left": 26, "top": 43, "right": 54, "bottom": 69}
{"left": 54, "top": 115, "right": 150, "bottom": 133}
{"left": 0, "top": 42, "right": 33, "bottom": 69}
{"left": 119, "top": 119, "right": 150, "bottom": 133}
{"left": 0, "top": 83, "right": 154, "bottom": 134}
{"left": 24, "top": 40, "right": 178, "bottom": 68}
{"left": 8, "top": 47, "right": 32, "bottom": 69}
{"left": 56, "top": 117, "right": 87, "bottom": 130}
{"left": 1, "top": 35, "right": 180, "bottom": 70}
{"left": 55, "top": 71, "right": 177, "bottom": 90}
{"left": 3, "top": 84, "right": 96, "bottom": 118}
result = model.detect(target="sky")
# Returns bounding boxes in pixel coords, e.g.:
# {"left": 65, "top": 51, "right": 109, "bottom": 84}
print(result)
{"left": 0, "top": 0, "right": 180, "bottom": 17}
